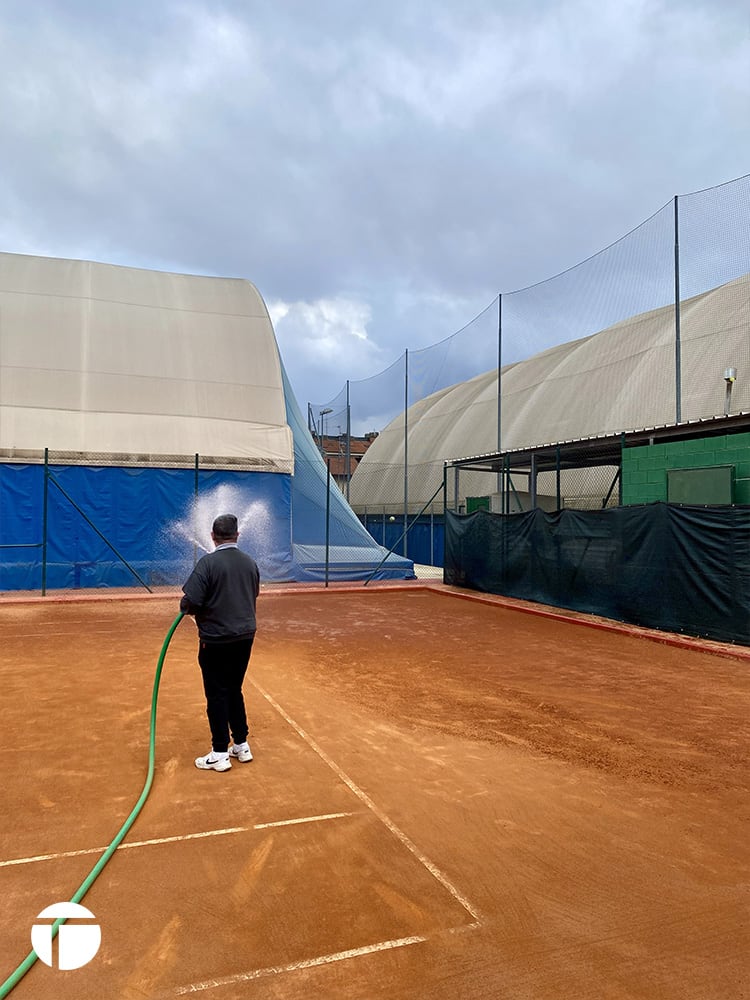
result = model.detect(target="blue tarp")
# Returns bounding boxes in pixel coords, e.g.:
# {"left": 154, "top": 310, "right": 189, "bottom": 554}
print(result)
{"left": 0, "top": 464, "right": 294, "bottom": 589}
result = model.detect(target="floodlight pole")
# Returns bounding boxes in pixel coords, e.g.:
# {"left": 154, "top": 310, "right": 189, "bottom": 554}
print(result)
{"left": 319, "top": 407, "right": 332, "bottom": 460}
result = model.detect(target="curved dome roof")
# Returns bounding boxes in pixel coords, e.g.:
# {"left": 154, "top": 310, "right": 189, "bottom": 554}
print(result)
{"left": 350, "top": 272, "right": 750, "bottom": 507}
{"left": 0, "top": 252, "right": 293, "bottom": 469}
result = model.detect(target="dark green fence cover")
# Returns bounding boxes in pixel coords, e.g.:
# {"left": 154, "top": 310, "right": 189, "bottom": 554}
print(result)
{"left": 445, "top": 503, "right": 750, "bottom": 646}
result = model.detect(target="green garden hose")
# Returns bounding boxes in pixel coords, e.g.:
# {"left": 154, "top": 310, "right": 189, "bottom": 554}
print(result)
{"left": 0, "top": 611, "right": 185, "bottom": 998}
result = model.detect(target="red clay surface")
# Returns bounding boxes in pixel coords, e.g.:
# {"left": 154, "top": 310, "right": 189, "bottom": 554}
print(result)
{"left": 0, "top": 587, "right": 748, "bottom": 999}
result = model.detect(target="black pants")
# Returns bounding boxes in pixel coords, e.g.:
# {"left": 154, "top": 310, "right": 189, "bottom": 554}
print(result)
{"left": 198, "top": 635, "right": 255, "bottom": 753}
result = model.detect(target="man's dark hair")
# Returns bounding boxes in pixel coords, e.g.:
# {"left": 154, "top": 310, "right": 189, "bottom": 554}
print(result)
{"left": 212, "top": 514, "right": 239, "bottom": 540}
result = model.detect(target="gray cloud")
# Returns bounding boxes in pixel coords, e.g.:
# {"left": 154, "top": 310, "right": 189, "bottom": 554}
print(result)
{"left": 1, "top": 0, "right": 748, "bottom": 412}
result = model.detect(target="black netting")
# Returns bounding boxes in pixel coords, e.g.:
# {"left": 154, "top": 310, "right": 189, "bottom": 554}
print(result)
{"left": 445, "top": 504, "right": 750, "bottom": 645}
{"left": 408, "top": 299, "right": 499, "bottom": 407}
{"left": 503, "top": 200, "right": 675, "bottom": 366}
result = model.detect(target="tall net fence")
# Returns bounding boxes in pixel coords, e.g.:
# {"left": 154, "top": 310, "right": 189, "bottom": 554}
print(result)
{"left": 309, "top": 302, "right": 500, "bottom": 441}
{"left": 408, "top": 300, "right": 500, "bottom": 409}
{"left": 679, "top": 175, "right": 750, "bottom": 421}
{"left": 502, "top": 200, "right": 677, "bottom": 434}
{"left": 309, "top": 174, "right": 750, "bottom": 566}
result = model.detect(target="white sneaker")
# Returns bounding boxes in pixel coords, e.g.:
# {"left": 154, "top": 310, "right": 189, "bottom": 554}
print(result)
{"left": 229, "top": 742, "right": 253, "bottom": 763}
{"left": 195, "top": 751, "right": 231, "bottom": 772}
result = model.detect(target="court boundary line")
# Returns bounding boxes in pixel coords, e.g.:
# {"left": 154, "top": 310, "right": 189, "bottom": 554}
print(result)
{"left": 0, "top": 813, "right": 356, "bottom": 869}
{"left": 252, "top": 680, "right": 482, "bottom": 924}
{"left": 171, "top": 934, "right": 430, "bottom": 995}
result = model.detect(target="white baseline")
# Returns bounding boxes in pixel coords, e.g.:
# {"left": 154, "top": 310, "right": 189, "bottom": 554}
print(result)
{"left": 0, "top": 813, "right": 355, "bottom": 868}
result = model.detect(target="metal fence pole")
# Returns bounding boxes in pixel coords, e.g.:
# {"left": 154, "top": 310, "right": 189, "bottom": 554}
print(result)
{"left": 674, "top": 194, "right": 682, "bottom": 423}
{"left": 42, "top": 447, "right": 49, "bottom": 596}
{"left": 443, "top": 463, "right": 448, "bottom": 580}
{"left": 403, "top": 349, "right": 409, "bottom": 559}
{"left": 345, "top": 380, "right": 351, "bottom": 502}
{"left": 193, "top": 453, "right": 199, "bottom": 568}
{"left": 325, "top": 459, "right": 331, "bottom": 588}
{"left": 497, "top": 293, "right": 502, "bottom": 495}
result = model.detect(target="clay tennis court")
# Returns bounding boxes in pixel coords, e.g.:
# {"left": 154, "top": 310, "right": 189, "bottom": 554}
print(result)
{"left": 1, "top": 584, "right": 749, "bottom": 999}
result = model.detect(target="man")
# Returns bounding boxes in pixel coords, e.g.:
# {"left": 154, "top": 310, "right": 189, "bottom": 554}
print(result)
{"left": 180, "top": 513, "right": 260, "bottom": 772}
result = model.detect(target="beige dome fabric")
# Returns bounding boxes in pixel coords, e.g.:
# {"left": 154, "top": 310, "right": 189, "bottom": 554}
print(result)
{"left": 351, "top": 272, "right": 750, "bottom": 507}
{"left": 0, "top": 253, "right": 293, "bottom": 470}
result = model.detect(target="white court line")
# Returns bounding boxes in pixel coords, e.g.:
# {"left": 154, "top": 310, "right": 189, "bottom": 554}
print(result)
{"left": 252, "top": 680, "right": 482, "bottom": 923}
{"left": 173, "top": 935, "right": 428, "bottom": 995}
{"left": 3, "top": 629, "right": 127, "bottom": 639}
{"left": 0, "top": 812, "right": 355, "bottom": 868}
{"left": 254, "top": 811, "right": 352, "bottom": 830}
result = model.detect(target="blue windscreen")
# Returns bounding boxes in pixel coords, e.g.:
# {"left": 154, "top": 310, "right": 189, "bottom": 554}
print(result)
{"left": 0, "top": 464, "right": 294, "bottom": 589}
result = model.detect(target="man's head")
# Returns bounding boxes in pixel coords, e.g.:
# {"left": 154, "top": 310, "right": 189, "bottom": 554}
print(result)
{"left": 211, "top": 514, "right": 239, "bottom": 544}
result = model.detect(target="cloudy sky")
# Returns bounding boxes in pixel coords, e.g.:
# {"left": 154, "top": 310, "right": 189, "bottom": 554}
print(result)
{"left": 1, "top": 0, "right": 748, "bottom": 418}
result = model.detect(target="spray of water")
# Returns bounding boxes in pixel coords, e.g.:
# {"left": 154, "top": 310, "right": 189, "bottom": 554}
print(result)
{"left": 170, "top": 482, "right": 278, "bottom": 569}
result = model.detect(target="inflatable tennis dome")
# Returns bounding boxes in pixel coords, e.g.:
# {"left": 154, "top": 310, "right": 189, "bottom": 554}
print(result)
{"left": 349, "top": 271, "right": 750, "bottom": 511}
{"left": 0, "top": 252, "right": 413, "bottom": 589}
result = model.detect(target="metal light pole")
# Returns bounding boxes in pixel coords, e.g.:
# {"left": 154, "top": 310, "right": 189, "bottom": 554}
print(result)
{"left": 318, "top": 407, "right": 332, "bottom": 459}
